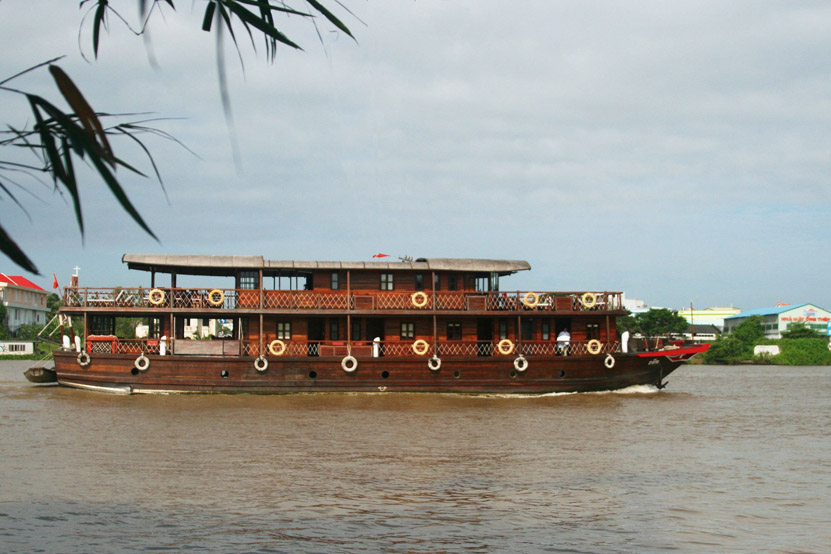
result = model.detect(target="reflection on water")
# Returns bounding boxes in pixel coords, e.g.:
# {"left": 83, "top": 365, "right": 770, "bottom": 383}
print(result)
{"left": 1, "top": 363, "right": 829, "bottom": 552}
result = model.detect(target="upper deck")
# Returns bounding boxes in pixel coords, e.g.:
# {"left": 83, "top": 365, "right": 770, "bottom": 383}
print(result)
{"left": 60, "top": 254, "right": 625, "bottom": 314}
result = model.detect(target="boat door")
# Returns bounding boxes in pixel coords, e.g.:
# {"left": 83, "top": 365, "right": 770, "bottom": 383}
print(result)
{"left": 366, "top": 318, "right": 385, "bottom": 357}
{"left": 477, "top": 318, "right": 493, "bottom": 356}
{"left": 307, "top": 317, "right": 324, "bottom": 357}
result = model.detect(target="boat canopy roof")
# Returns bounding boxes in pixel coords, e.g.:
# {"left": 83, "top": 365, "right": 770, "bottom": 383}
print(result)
{"left": 122, "top": 254, "right": 531, "bottom": 277}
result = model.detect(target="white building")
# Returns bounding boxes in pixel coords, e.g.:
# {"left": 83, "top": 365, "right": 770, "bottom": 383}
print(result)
{"left": 677, "top": 306, "right": 741, "bottom": 330}
{"left": 0, "top": 273, "right": 49, "bottom": 331}
{"left": 723, "top": 303, "right": 831, "bottom": 339}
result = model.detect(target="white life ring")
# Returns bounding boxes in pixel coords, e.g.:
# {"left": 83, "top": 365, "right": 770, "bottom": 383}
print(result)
{"left": 342, "top": 355, "right": 358, "bottom": 373}
{"left": 411, "top": 291, "right": 429, "bottom": 308}
{"left": 587, "top": 339, "right": 603, "bottom": 355}
{"left": 497, "top": 338, "right": 514, "bottom": 355}
{"left": 412, "top": 339, "right": 430, "bottom": 356}
{"left": 604, "top": 353, "right": 615, "bottom": 369}
{"left": 513, "top": 356, "right": 528, "bottom": 372}
{"left": 428, "top": 355, "right": 442, "bottom": 371}
{"left": 207, "top": 289, "right": 225, "bottom": 307}
{"left": 268, "top": 339, "right": 286, "bottom": 356}
{"left": 581, "top": 292, "right": 597, "bottom": 309}
{"left": 148, "top": 288, "right": 165, "bottom": 306}
{"left": 254, "top": 355, "right": 268, "bottom": 372}
{"left": 77, "top": 351, "right": 91, "bottom": 367}
{"left": 522, "top": 291, "right": 539, "bottom": 308}
{"left": 134, "top": 354, "right": 150, "bottom": 371}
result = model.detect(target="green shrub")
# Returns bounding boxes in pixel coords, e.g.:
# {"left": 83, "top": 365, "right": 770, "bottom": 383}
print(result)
{"left": 774, "top": 338, "right": 831, "bottom": 366}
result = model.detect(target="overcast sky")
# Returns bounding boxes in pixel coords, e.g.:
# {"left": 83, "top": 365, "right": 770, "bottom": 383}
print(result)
{"left": 2, "top": 1, "right": 830, "bottom": 311}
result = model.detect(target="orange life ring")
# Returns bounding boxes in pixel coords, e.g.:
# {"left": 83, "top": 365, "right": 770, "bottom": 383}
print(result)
{"left": 522, "top": 292, "right": 539, "bottom": 308}
{"left": 268, "top": 339, "right": 286, "bottom": 356}
{"left": 208, "top": 289, "right": 225, "bottom": 306}
{"left": 411, "top": 291, "right": 429, "bottom": 308}
{"left": 148, "top": 288, "right": 165, "bottom": 306}
{"left": 412, "top": 339, "right": 430, "bottom": 356}
{"left": 581, "top": 292, "right": 597, "bottom": 309}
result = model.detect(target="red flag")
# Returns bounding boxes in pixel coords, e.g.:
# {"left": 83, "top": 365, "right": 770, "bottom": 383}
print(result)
{"left": 372, "top": 253, "right": 390, "bottom": 258}
{"left": 52, "top": 273, "right": 59, "bottom": 289}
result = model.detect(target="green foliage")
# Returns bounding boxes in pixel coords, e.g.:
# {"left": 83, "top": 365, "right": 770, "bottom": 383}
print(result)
{"left": 731, "top": 315, "right": 765, "bottom": 345}
{"left": 781, "top": 322, "right": 822, "bottom": 339}
{"left": 47, "top": 293, "right": 61, "bottom": 315}
{"left": 617, "top": 309, "right": 688, "bottom": 344}
{"left": 774, "top": 338, "right": 831, "bottom": 366}
{"left": 703, "top": 336, "right": 747, "bottom": 364}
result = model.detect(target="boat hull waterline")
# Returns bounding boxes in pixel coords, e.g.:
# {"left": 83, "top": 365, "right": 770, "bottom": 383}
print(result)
{"left": 53, "top": 345, "right": 707, "bottom": 394}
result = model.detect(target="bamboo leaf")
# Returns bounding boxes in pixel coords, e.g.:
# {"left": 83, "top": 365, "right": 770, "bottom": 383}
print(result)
{"left": 93, "top": 0, "right": 108, "bottom": 59}
{"left": 0, "top": 223, "right": 39, "bottom": 274}
{"left": 202, "top": 1, "right": 216, "bottom": 32}
{"left": 48, "top": 65, "right": 114, "bottom": 164}
{"left": 223, "top": 0, "right": 302, "bottom": 50}
{"left": 305, "top": 0, "right": 354, "bottom": 39}
{"left": 87, "top": 152, "right": 158, "bottom": 241}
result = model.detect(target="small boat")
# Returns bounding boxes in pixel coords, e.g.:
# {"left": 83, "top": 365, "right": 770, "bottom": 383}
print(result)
{"left": 24, "top": 365, "right": 58, "bottom": 384}
{"left": 51, "top": 254, "right": 708, "bottom": 394}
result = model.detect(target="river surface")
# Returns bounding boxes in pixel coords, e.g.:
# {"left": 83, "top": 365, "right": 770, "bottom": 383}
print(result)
{"left": 0, "top": 361, "right": 828, "bottom": 553}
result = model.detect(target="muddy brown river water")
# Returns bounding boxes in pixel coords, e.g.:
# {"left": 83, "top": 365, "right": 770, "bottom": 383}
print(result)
{"left": 1, "top": 361, "right": 828, "bottom": 552}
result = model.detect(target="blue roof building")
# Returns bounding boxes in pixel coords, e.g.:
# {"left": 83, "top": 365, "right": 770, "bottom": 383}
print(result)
{"left": 724, "top": 303, "right": 831, "bottom": 339}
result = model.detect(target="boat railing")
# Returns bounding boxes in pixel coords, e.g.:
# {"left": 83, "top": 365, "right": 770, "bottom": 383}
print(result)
{"left": 62, "top": 288, "right": 623, "bottom": 313}
{"left": 240, "top": 339, "right": 621, "bottom": 358}
{"left": 86, "top": 336, "right": 163, "bottom": 355}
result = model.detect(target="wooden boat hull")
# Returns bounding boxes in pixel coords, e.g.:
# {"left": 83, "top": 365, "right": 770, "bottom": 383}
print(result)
{"left": 52, "top": 346, "right": 706, "bottom": 394}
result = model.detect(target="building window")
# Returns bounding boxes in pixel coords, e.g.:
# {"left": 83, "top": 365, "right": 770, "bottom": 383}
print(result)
{"left": 400, "top": 322, "right": 414, "bottom": 340}
{"left": 415, "top": 273, "right": 424, "bottom": 291}
{"left": 329, "top": 320, "right": 340, "bottom": 341}
{"left": 239, "top": 271, "right": 258, "bottom": 290}
{"left": 447, "top": 322, "right": 462, "bottom": 341}
{"left": 277, "top": 322, "right": 291, "bottom": 340}
{"left": 331, "top": 272, "right": 340, "bottom": 290}
{"left": 448, "top": 275, "right": 459, "bottom": 291}
{"left": 381, "top": 273, "right": 394, "bottom": 291}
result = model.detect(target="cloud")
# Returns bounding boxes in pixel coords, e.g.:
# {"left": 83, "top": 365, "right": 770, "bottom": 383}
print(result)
{"left": 2, "top": 1, "right": 830, "bottom": 310}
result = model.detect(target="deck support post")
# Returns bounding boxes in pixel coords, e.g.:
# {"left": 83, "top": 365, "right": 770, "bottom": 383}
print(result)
{"left": 346, "top": 271, "right": 351, "bottom": 353}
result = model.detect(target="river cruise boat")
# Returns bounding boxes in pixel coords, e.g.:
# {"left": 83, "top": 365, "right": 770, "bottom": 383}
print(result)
{"left": 50, "top": 254, "right": 708, "bottom": 394}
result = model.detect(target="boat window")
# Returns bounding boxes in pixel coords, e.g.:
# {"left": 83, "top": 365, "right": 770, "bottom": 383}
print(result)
{"left": 447, "top": 322, "right": 462, "bottom": 340}
{"left": 542, "top": 319, "right": 551, "bottom": 341}
{"left": 351, "top": 318, "right": 361, "bottom": 341}
{"left": 499, "top": 319, "right": 509, "bottom": 340}
{"left": 329, "top": 320, "right": 340, "bottom": 341}
{"left": 415, "top": 273, "right": 424, "bottom": 291}
{"left": 381, "top": 273, "right": 394, "bottom": 291}
{"left": 587, "top": 323, "right": 600, "bottom": 340}
{"left": 448, "top": 275, "right": 458, "bottom": 291}
{"left": 490, "top": 272, "right": 500, "bottom": 292}
{"left": 239, "top": 271, "right": 258, "bottom": 290}
{"left": 521, "top": 319, "right": 534, "bottom": 341}
{"left": 475, "top": 276, "right": 489, "bottom": 292}
{"left": 400, "top": 322, "right": 414, "bottom": 339}
{"left": 433, "top": 274, "right": 440, "bottom": 291}
{"left": 331, "top": 272, "right": 340, "bottom": 290}
{"left": 277, "top": 322, "right": 291, "bottom": 340}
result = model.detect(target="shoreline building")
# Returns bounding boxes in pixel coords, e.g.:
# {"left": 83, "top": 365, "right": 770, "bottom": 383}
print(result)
{"left": 677, "top": 306, "right": 741, "bottom": 331}
{"left": 0, "top": 273, "right": 49, "bottom": 331}
{"left": 723, "top": 303, "right": 831, "bottom": 339}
